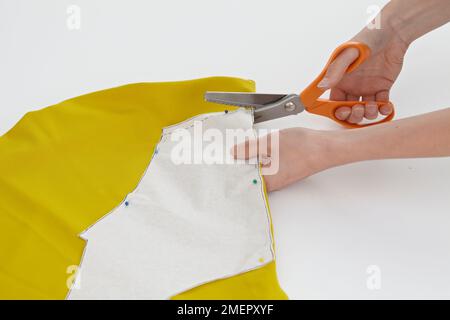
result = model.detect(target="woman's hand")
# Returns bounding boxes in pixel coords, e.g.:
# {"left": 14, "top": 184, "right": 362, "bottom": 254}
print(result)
{"left": 233, "top": 109, "right": 450, "bottom": 192}
{"left": 231, "top": 0, "right": 450, "bottom": 192}
{"left": 318, "top": 30, "right": 407, "bottom": 125}
{"left": 319, "top": 0, "right": 450, "bottom": 125}
{"left": 233, "top": 128, "right": 346, "bottom": 192}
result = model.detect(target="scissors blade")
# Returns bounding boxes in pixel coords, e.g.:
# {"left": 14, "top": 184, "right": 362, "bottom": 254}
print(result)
{"left": 205, "top": 91, "right": 304, "bottom": 123}
{"left": 204, "top": 92, "right": 287, "bottom": 109}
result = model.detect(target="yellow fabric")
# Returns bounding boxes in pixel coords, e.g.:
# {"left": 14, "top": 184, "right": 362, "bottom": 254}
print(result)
{"left": 0, "top": 77, "right": 287, "bottom": 299}
{"left": 172, "top": 262, "right": 286, "bottom": 300}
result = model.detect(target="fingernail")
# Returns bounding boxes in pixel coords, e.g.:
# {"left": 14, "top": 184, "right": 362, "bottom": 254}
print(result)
{"left": 380, "top": 105, "right": 392, "bottom": 115}
{"left": 259, "top": 155, "right": 272, "bottom": 166}
{"left": 317, "top": 78, "right": 330, "bottom": 89}
{"left": 336, "top": 109, "right": 351, "bottom": 120}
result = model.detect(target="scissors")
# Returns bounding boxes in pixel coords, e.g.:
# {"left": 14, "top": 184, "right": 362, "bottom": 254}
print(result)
{"left": 205, "top": 42, "right": 395, "bottom": 128}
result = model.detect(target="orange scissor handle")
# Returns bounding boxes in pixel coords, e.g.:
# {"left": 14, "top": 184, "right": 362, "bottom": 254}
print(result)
{"left": 300, "top": 41, "right": 395, "bottom": 128}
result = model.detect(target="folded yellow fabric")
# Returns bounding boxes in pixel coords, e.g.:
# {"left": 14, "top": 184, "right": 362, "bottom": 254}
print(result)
{"left": 0, "top": 77, "right": 287, "bottom": 299}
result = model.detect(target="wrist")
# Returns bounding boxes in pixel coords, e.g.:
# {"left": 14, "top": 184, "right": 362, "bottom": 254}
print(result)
{"left": 350, "top": 4, "right": 412, "bottom": 54}
{"left": 383, "top": 7, "right": 415, "bottom": 47}
{"left": 318, "top": 128, "right": 382, "bottom": 167}
{"left": 351, "top": 25, "right": 394, "bottom": 54}
{"left": 314, "top": 130, "right": 358, "bottom": 169}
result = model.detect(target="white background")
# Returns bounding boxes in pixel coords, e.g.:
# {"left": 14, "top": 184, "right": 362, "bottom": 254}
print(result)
{"left": 1, "top": 0, "right": 449, "bottom": 299}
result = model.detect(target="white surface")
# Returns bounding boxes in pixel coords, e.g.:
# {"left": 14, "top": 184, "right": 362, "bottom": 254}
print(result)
{"left": 69, "top": 109, "right": 274, "bottom": 299}
{"left": 1, "top": 0, "right": 449, "bottom": 299}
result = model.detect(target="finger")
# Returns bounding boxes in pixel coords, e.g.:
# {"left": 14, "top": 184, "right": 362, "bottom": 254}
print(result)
{"left": 232, "top": 139, "right": 258, "bottom": 159}
{"left": 375, "top": 90, "right": 389, "bottom": 102}
{"left": 259, "top": 155, "right": 272, "bottom": 167}
{"left": 255, "top": 133, "right": 272, "bottom": 160}
{"left": 362, "top": 95, "right": 377, "bottom": 119}
{"left": 347, "top": 104, "right": 365, "bottom": 123}
{"left": 317, "top": 47, "right": 359, "bottom": 89}
{"left": 232, "top": 134, "right": 272, "bottom": 160}
{"left": 379, "top": 103, "right": 393, "bottom": 115}
{"left": 364, "top": 101, "right": 378, "bottom": 120}
{"left": 374, "top": 90, "right": 393, "bottom": 116}
{"left": 346, "top": 94, "right": 360, "bottom": 102}
{"left": 335, "top": 106, "right": 352, "bottom": 120}
{"left": 330, "top": 87, "right": 346, "bottom": 101}
{"left": 362, "top": 95, "right": 376, "bottom": 102}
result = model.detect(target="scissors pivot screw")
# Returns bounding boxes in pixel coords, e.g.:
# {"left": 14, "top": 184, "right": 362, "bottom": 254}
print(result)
{"left": 284, "top": 102, "right": 296, "bottom": 112}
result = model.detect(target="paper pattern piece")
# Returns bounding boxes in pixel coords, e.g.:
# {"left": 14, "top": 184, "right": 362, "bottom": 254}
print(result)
{"left": 68, "top": 109, "right": 274, "bottom": 299}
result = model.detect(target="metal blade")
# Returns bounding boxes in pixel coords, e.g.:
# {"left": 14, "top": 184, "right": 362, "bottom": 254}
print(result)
{"left": 253, "top": 94, "right": 304, "bottom": 123}
{"left": 205, "top": 91, "right": 287, "bottom": 109}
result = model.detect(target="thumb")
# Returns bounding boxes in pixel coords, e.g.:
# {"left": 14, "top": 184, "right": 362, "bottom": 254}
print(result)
{"left": 232, "top": 134, "right": 272, "bottom": 161}
{"left": 317, "top": 47, "right": 360, "bottom": 89}
{"left": 232, "top": 138, "right": 258, "bottom": 160}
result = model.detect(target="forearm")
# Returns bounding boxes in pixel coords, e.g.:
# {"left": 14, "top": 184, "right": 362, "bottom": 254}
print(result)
{"left": 333, "top": 108, "right": 450, "bottom": 164}
{"left": 385, "top": 0, "right": 450, "bottom": 44}
{"left": 352, "top": 0, "right": 450, "bottom": 51}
